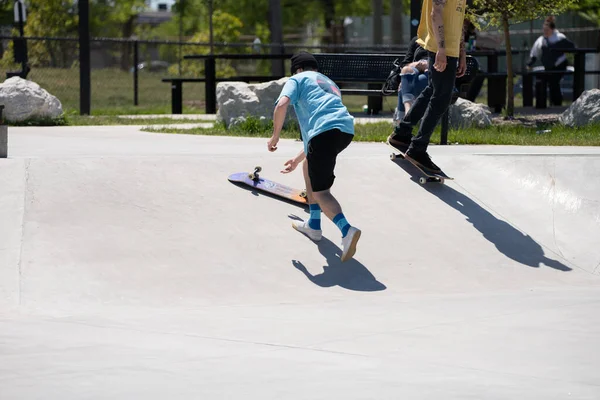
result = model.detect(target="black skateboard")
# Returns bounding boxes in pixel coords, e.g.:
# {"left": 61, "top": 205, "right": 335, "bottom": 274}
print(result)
{"left": 386, "top": 141, "right": 453, "bottom": 185}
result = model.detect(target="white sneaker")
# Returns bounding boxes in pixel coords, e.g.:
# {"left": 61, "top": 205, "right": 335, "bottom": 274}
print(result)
{"left": 340, "top": 226, "right": 361, "bottom": 262}
{"left": 292, "top": 220, "right": 322, "bottom": 241}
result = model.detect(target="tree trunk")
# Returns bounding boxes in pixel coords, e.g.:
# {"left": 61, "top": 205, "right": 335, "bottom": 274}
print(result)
{"left": 268, "top": 0, "right": 284, "bottom": 76}
{"left": 390, "top": 0, "right": 404, "bottom": 45}
{"left": 502, "top": 16, "right": 514, "bottom": 118}
{"left": 321, "top": 0, "right": 335, "bottom": 46}
{"left": 372, "top": 0, "right": 384, "bottom": 46}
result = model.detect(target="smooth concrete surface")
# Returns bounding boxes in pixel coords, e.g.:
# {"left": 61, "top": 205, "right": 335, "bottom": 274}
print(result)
{"left": 1, "top": 126, "right": 600, "bottom": 399}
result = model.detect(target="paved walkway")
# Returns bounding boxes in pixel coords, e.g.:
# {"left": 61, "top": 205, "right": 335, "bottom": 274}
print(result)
{"left": 1, "top": 125, "right": 599, "bottom": 399}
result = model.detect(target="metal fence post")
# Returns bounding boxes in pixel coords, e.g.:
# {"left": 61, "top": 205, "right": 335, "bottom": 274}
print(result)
{"left": 573, "top": 52, "right": 585, "bottom": 101}
{"left": 133, "top": 40, "right": 139, "bottom": 106}
{"left": 78, "top": 0, "right": 91, "bottom": 115}
{"left": 0, "top": 105, "right": 7, "bottom": 158}
{"left": 205, "top": 56, "right": 216, "bottom": 114}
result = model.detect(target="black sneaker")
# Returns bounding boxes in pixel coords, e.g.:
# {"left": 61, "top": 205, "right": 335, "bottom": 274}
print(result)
{"left": 405, "top": 149, "right": 442, "bottom": 174}
{"left": 387, "top": 133, "right": 411, "bottom": 151}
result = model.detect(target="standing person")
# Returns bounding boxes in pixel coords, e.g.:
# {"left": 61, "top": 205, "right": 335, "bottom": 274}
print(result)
{"left": 527, "top": 16, "right": 574, "bottom": 106}
{"left": 387, "top": 0, "right": 467, "bottom": 174}
{"left": 267, "top": 51, "right": 361, "bottom": 262}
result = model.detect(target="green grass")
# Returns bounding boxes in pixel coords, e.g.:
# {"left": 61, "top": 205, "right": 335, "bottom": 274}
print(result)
{"left": 6, "top": 114, "right": 207, "bottom": 126}
{"left": 0, "top": 66, "right": 387, "bottom": 116}
{"left": 64, "top": 115, "right": 207, "bottom": 126}
{"left": 0, "top": 67, "right": 205, "bottom": 115}
{"left": 142, "top": 119, "right": 600, "bottom": 147}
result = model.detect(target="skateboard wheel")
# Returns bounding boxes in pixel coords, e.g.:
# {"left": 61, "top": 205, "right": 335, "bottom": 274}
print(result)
{"left": 300, "top": 190, "right": 307, "bottom": 198}
{"left": 419, "top": 177, "right": 427, "bottom": 185}
{"left": 255, "top": 166, "right": 262, "bottom": 173}
{"left": 390, "top": 153, "right": 396, "bottom": 160}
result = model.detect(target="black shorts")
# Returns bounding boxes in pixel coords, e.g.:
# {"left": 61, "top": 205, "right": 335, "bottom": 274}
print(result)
{"left": 306, "top": 129, "right": 353, "bottom": 192}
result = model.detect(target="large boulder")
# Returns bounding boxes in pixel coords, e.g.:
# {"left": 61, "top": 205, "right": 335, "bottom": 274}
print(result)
{"left": 216, "top": 78, "right": 297, "bottom": 128}
{"left": 559, "top": 89, "right": 600, "bottom": 127}
{"left": 0, "top": 77, "right": 63, "bottom": 122}
{"left": 447, "top": 97, "right": 492, "bottom": 129}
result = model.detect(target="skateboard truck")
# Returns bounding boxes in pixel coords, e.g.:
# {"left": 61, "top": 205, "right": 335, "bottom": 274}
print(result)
{"left": 248, "top": 166, "right": 262, "bottom": 181}
{"left": 246, "top": 165, "right": 307, "bottom": 198}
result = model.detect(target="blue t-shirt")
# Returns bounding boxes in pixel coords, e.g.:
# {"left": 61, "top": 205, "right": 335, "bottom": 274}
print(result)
{"left": 275, "top": 71, "right": 355, "bottom": 154}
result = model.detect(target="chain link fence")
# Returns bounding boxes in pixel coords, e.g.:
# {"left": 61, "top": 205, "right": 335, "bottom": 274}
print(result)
{"left": 1, "top": 31, "right": 598, "bottom": 115}
{"left": 0, "top": 35, "right": 413, "bottom": 115}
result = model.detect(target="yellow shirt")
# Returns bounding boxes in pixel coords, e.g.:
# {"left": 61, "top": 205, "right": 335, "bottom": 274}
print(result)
{"left": 416, "top": 0, "right": 466, "bottom": 58}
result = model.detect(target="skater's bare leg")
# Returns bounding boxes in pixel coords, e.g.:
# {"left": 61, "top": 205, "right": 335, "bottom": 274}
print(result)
{"left": 301, "top": 158, "right": 316, "bottom": 204}
{"left": 312, "top": 190, "right": 343, "bottom": 220}
{"left": 302, "top": 159, "right": 342, "bottom": 218}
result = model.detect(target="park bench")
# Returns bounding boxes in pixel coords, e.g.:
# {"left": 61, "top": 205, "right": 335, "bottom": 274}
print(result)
{"left": 170, "top": 52, "right": 480, "bottom": 144}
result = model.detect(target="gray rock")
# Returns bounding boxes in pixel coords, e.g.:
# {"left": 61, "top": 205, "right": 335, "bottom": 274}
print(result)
{"left": 448, "top": 98, "right": 492, "bottom": 129}
{"left": 559, "top": 89, "right": 600, "bottom": 127}
{"left": 216, "top": 78, "right": 297, "bottom": 129}
{"left": 0, "top": 77, "right": 63, "bottom": 122}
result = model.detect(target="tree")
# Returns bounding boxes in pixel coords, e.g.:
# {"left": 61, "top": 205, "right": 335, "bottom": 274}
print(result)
{"left": 90, "top": 0, "right": 147, "bottom": 70}
{"left": 390, "top": 0, "right": 405, "bottom": 45}
{"left": 471, "top": 0, "right": 577, "bottom": 117}
{"left": 21, "top": 0, "right": 78, "bottom": 67}
{"left": 570, "top": 0, "right": 600, "bottom": 26}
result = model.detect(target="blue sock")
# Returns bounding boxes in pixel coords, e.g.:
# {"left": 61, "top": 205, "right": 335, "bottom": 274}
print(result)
{"left": 333, "top": 213, "right": 351, "bottom": 237}
{"left": 308, "top": 204, "right": 321, "bottom": 230}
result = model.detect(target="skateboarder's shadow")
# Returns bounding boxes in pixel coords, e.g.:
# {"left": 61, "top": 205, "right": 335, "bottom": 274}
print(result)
{"left": 424, "top": 183, "right": 572, "bottom": 272}
{"left": 289, "top": 216, "right": 386, "bottom": 292}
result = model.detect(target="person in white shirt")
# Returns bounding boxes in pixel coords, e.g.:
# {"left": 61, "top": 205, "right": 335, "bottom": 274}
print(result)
{"left": 527, "top": 16, "right": 575, "bottom": 106}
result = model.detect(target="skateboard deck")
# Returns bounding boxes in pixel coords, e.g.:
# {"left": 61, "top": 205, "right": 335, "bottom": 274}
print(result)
{"left": 386, "top": 141, "right": 453, "bottom": 185}
{"left": 228, "top": 166, "right": 308, "bottom": 205}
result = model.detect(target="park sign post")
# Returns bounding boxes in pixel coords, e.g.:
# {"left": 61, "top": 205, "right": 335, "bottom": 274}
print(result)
{"left": 10, "top": 0, "right": 28, "bottom": 77}
{"left": 14, "top": 0, "right": 26, "bottom": 27}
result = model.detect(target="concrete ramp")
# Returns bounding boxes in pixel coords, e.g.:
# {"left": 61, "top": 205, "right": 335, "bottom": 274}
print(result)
{"left": 1, "top": 127, "right": 599, "bottom": 399}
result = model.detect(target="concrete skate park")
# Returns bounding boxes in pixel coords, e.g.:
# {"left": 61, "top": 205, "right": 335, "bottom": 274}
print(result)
{"left": 1, "top": 124, "right": 600, "bottom": 399}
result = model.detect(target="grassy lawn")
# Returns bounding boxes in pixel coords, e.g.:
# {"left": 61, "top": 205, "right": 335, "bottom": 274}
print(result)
{"left": 3, "top": 67, "right": 205, "bottom": 115}
{"left": 2, "top": 67, "right": 389, "bottom": 115}
{"left": 141, "top": 120, "right": 600, "bottom": 147}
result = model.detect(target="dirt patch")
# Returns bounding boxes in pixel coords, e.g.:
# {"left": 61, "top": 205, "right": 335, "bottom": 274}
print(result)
{"left": 490, "top": 106, "right": 568, "bottom": 128}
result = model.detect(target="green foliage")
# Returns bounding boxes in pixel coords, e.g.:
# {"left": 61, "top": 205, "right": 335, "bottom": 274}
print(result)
{"left": 471, "top": 0, "right": 576, "bottom": 25}
{"left": 0, "top": 0, "right": 79, "bottom": 68}
{"left": 166, "top": 10, "right": 244, "bottom": 77}
{"left": 7, "top": 115, "right": 68, "bottom": 127}
{"left": 90, "top": 0, "right": 147, "bottom": 37}
{"left": 569, "top": 0, "right": 600, "bottom": 26}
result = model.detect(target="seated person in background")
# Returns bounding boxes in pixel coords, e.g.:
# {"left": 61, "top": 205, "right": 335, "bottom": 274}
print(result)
{"left": 394, "top": 36, "right": 430, "bottom": 122}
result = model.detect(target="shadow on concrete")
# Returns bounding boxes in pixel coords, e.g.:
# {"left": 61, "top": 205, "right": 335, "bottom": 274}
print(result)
{"left": 228, "top": 181, "right": 308, "bottom": 211}
{"left": 391, "top": 159, "right": 572, "bottom": 272}
{"left": 288, "top": 215, "right": 387, "bottom": 292}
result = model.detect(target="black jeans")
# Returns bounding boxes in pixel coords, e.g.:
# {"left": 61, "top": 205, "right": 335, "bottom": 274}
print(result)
{"left": 396, "top": 51, "right": 458, "bottom": 153}
{"left": 544, "top": 60, "right": 568, "bottom": 106}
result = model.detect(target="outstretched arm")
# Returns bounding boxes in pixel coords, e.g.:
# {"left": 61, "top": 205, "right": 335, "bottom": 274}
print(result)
{"left": 268, "top": 96, "right": 290, "bottom": 152}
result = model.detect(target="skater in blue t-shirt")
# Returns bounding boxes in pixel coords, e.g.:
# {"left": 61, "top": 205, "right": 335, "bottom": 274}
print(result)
{"left": 267, "top": 51, "right": 361, "bottom": 262}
